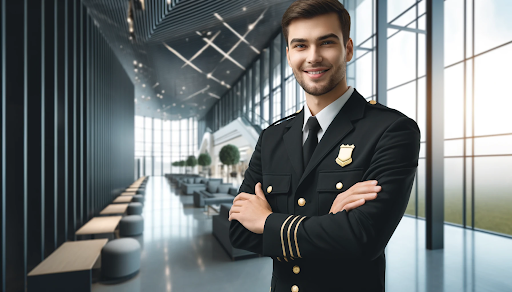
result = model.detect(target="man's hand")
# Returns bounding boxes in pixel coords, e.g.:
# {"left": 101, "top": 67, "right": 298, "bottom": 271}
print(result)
{"left": 329, "top": 180, "right": 381, "bottom": 214}
{"left": 228, "top": 182, "right": 272, "bottom": 234}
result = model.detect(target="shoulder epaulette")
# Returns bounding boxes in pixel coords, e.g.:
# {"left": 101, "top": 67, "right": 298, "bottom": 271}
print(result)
{"left": 270, "top": 108, "right": 302, "bottom": 127}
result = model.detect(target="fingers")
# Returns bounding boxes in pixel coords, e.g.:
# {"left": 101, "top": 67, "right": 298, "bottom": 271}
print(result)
{"left": 254, "top": 182, "right": 265, "bottom": 200}
{"left": 342, "top": 199, "right": 365, "bottom": 212}
{"left": 228, "top": 205, "right": 242, "bottom": 220}
{"left": 341, "top": 192, "right": 377, "bottom": 207}
{"left": 233, "top": 193, "right": 253, "bottom": 203}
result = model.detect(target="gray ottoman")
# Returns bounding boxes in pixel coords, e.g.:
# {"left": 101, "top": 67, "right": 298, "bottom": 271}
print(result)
{"left": 135, "top": 189, "right": 145, "bottom": 195}
{"left": 101, "top": 238, "right": 141, "bottom": 279}
{"left": 127, "top": 202, "right": 143, "bottom": 215}
{"left": 132, "top": 195, "right": 144, "bottom": 204}
{"left": 119, "top": 215, "right": 144, "bottom": 236}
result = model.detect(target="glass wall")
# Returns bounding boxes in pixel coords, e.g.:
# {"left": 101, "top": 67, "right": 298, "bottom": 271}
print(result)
{"left": 135, "top": 116, "right": 198, "bottom": 176}
{"left": 199, "top": 0, "right": 512, "bottom": 236}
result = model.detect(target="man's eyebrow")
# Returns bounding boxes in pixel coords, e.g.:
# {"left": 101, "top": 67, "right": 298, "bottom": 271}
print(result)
{"left": 289, "top": 33, "right": 340, "bottom": 45}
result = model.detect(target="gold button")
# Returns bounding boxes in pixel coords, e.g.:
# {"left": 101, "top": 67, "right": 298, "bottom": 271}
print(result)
{"left": 298, "top": 198, "right": 306, "bottom": 207}
{"left": 291, "top": 285, "right": 299, "bottom": 292}
{"left": 293, "top": 265, "right": 300, "bottom": 274}
{"left": 267, "top": 186, "right": 273, "bottom": 193}
{"left": 336, "top": 182, "right": 343, "bottom": 190}
{"left": 369, "top": 100, "right": 377, "bottom": 105}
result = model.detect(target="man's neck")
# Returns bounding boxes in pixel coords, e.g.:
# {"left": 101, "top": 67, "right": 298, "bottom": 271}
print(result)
{"left": 305, "top": 80, "right": 349, "bottom": 116}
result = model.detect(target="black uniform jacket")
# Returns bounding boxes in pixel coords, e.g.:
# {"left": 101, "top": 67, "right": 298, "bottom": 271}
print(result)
{"left": 229, "top": 89, "right": 420, "bottom": 292}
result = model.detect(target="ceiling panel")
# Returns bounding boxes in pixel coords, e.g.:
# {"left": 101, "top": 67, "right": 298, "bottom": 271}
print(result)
{"left": 82, "top": 0, "right": 294, "bottom": 120}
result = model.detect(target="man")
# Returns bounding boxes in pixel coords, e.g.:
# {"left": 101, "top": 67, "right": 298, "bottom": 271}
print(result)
{"left": 228, "top": 0, "right": 420, "bottom": 291}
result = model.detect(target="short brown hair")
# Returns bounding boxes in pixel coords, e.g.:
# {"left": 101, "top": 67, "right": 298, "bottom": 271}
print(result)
{"left": 282, "top": 0, "right": 351, "bottom": 47}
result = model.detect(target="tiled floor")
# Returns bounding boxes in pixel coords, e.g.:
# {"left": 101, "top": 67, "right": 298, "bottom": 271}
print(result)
{"left": 92, "top": 176, "right": 512, "bottom": 292}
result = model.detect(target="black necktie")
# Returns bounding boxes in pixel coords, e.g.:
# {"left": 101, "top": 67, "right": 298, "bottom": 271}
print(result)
{"left": 303, "top": 116, "right": 321, "bottom": 168}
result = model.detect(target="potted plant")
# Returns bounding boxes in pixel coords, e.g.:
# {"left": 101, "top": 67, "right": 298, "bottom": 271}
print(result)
{"left": 179, "top": 160, "right": 186, "bottom": 173}
{"left": 186, "top": 155, "right": 197, "bottom": 174}
{"left": 219, "top": 144, "right": 240, "bottom": 182}
{"left": 197, "top": 153, "right": 212, "bottom": 176}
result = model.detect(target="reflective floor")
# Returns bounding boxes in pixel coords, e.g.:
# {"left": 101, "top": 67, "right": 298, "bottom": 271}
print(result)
{"left": 92, "top": 176, "right": 512, "bottom": 292}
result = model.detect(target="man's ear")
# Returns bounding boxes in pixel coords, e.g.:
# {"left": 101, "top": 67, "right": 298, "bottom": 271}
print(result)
{"left": 286, "top": 46, "right": 291, "bottom": 67}
{"left": 345, "top": 38, "right": 354, "bottom": 62}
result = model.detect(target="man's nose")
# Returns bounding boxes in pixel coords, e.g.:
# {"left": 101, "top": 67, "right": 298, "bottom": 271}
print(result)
{"left": 306, "top": 46, "right": 322, "bottom": 64}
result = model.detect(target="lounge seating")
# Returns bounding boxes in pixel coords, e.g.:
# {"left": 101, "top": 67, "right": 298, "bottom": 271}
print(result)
{"left": 181, "top": 177, "right": 223, "bottom": 195}
{"left": 119, "top": 215, "right": 144, "bottom": 237}
{"left": 101, "top": 238, "right": 141, "bottom": 279}
{"left": 127, "top": 202, "right": 143, "bottom": 215}
{"left": 212, "top": 204, "right": 256, "bottom": 259}
{"left": 132, "top": 194, "right": 144, "bottom": 204}
{"left": 193, "top": 181, "right": 237, "bottom": 208}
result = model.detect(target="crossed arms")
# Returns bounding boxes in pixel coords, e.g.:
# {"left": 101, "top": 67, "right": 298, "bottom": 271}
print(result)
{"left": 228, "top": 116, "right": 420, "bottom": 261}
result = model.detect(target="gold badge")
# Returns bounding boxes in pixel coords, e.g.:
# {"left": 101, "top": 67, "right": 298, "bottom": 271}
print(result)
{"left": 335, "top": 144, "right": 355, "bottom": 167}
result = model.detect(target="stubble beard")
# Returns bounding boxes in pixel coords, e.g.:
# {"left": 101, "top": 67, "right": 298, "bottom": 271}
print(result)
{"left": 294, "top": 57, "right": 346, "bottom": 97}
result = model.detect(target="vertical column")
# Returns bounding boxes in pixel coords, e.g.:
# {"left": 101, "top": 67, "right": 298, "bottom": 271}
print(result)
{"left": 3, "top": 0, "right": 25, "bottom": 290}
{"left": 426, "top": 0, "right": 444, "bottom": 250}
{"left": 376, "top": 0, "right": 387, "bottom": 105}
{"left": 26, "top": 0, "right": 44, "bottom": 276}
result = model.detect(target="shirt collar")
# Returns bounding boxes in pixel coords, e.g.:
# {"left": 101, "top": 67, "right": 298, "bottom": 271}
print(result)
{"left": 302, "top": 86, "right": 354, "bottom": 132}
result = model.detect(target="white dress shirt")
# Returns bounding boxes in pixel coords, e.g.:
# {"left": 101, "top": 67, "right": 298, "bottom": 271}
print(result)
{"left": 302, "top": 86, "right": 354, "bottom": 145}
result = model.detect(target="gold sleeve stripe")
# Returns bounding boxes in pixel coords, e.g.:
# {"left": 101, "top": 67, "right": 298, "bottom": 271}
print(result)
{"left": 280, "top": 215, "right": 294, "bottom": 258}
{"left": 294, "top": 216, "right": 307, "bottom": 258}
{"left": 286, "top": 216, "right": 300, "bottom": 258}
{"left": 283, "top": 257, "right": 288, "bottom": 262}
{"left": 277, "top": 257, "right": 281, "bottom": 262}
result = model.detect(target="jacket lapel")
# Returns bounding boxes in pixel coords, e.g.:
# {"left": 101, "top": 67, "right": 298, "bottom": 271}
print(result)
{"left": 283, "top": 110, "right": 304, "bottom": 178}
{"left": 298, "top": 90, "right": 367, "bottom": 187}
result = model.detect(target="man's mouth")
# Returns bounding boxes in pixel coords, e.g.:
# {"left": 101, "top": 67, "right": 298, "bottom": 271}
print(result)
{"left": 304, "top": 68, "right": 330, "bottom": 77}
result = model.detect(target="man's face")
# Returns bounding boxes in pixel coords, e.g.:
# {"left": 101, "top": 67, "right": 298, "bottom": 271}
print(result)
{"left": 286, "top": 13, "right": 353, "bottom": 96}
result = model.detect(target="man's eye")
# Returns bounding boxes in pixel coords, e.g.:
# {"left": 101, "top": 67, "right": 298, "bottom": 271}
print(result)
{"left": 294, "top": 44, "right": 305, "bottom": 48}
{"left": 322, "top": 41, "right": 334, "bottom": 45}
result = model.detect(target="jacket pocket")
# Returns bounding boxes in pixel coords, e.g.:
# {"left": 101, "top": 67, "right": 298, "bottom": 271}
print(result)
{"left": 263, "top": 173, "right": 291, "bottom": 212}
{"left": 317, "top": 169, "right": 364, "bottom": 214}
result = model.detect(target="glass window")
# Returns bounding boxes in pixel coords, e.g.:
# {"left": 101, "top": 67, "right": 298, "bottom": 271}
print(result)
{"left": 354, "top": 0, "right": 374, "bottom": 45}
{"left": 474, "top": 0, "right": 512, "bottom": 55}
{"left": 273, "top": 87, "right": 282, "bottom": 122}
{"left": 474, "top": 43, "right": 512, "bottom": 136}
{"left": 388, "top": 30, "right": 417, "bottom": 89}
{"left": 272, "top": 34, "right": 281, "bottom": 88}
{"left": 285, "top": 76, "right": 297, "bottom": 116}
{"left": 263, "top": 48, "right": 270, "bottom": 97}
{"left": 445, "top": 0, "right": 464, "bottom": 66}
{"left": 444, "top": 63, "right": 464, "bottom": 139}
{"left": 475, "top": 156, "right": 512, "bottom": 236}
{"left": 445, "top": 158, "right": 464, "bottom": 225}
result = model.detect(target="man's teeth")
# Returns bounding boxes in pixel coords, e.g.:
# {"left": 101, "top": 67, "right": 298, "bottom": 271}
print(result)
{"left": 307, "top": 70, "right": 328, "bottom": 75}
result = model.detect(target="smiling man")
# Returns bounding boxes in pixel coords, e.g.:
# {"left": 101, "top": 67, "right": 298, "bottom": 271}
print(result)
{"left": 228, "top": 1, "right": 420, "bottom": 291}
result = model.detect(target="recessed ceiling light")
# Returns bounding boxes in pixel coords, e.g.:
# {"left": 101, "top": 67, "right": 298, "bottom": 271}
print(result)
{"left": 142, "top": 84, "right": 146, "bottom": 87}
{"left": 226, "top": 70, "right": 230, "bottom": 74}
{"left": 180, "top": 91, "right": 183, "bottom": 94}
{"left": 243, "top": 7, "right": 247, "bottom": 11}
{"left": 173, "top": 103, "right": 176, "bottom": 106}
{"left": 139, "top": 63, "right": 143, "bottom": 68}
{"left": 221, "top": 81, "right": 225, "bottom": 85}
{"left": 134, "top": 69, "right": 138, "bottom": 72}
{"left": 181, "top": 105, "right": 185, "bottom": 108}
{"left": 207, "top": 31, "right": 212, "bottom": 36}
{"left": 162, "top": 90, "right": 165, "bottom": 93}
{"left": 248, "top": 24, "right": 254, "bottom": 30}
{"left": 182, "top": 86, "right": 186, "bottom": 90}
